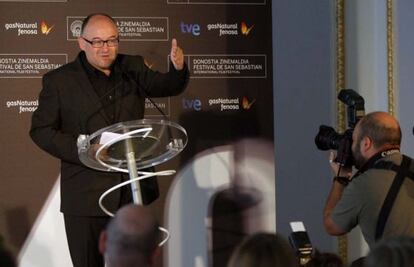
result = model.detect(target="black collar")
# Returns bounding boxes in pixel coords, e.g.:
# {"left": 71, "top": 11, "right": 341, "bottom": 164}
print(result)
{"left": 79, "top": 51, "right": 118, "bottom": 77}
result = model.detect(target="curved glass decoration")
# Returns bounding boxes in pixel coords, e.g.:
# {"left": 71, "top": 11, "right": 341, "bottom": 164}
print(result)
{"left": 77, "top": 119, "right": 187, "bottom": 172}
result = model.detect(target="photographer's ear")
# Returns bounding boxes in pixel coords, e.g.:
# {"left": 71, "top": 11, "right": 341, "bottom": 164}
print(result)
{"left": 98, "top": 230, "right": 107, "bottom": 255}
{"left": 361, "top": 136, "right": 374, "bottom": 153}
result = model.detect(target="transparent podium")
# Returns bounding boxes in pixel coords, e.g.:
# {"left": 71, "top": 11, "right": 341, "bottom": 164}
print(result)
{"left": 77, "top": 119, "right": 187, "bottom": 244}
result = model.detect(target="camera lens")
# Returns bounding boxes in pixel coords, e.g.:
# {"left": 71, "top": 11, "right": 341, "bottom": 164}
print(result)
{"left": 314, "top": 125, "right": 342, "bottom": 151}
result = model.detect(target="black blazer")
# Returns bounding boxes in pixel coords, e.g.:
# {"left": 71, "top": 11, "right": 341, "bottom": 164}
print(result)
{"left": 30, "top": 52, "right": 189, "bottom": 216}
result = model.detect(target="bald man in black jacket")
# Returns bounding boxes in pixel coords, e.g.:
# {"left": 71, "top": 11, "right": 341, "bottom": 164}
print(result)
{"left": 30, "top": 13, "right": 189, "bottom": 267}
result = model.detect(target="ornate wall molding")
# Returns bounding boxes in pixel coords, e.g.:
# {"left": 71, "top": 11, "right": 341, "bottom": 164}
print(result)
{"left": 335, "top": 0, "right": 347, "bottom": 263}
{"left": 335, "top": 0, "right": 395, "bottom": 263}
{"left": 387, "top": 0, "right": 395, "bottom": 115}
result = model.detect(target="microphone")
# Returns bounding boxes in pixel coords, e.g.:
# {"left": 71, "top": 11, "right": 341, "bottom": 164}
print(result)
{"left": 121, "top": 70, "right": 174, "bottom": 143}
{"left": 77, "top": 80, "right": 124, "bottom": 161}
{"left": 121, "top": 70, "right": 169, "bottom": 121}
{"left": 80, "top": 79, "right": 124, "bottom": 135}
{"left": 78, "top": 64, "right": 176, "bottom": 158}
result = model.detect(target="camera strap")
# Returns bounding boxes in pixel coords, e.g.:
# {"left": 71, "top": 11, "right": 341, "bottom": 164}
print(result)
{"left": 373, "top": 154, "right": 413, "bottom": 241}
{"left": 353, "top": 151, "right": 388, "bottom": 178}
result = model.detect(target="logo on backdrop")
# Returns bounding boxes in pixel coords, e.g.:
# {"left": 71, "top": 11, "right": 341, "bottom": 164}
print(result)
{"left": 208, "top": 98, "right": 240, "bottom": 112}
{"left": 180, "top": 22, "right": 201, "bottom": 36}
{"left": 188, "top": 54, "right": 266, "bottom": 78}
{"left": 67, "top": 16, "right": 168, "bottom": 41}
{"left": 207, "top": 97, "right": 255, "bottom": 112}
{"left": 182, "top": 98, "right": 202, "bottom": 111}
{"left": 240, "top": 22, "right": 254, "bottom": 35}
{"left": 5, "top": 99, "right": 38, "bottom": 114}
{"left": 206, "top": 22, "right": 254, "bottom": 37}
{"left": 69, "top": 19, "right": 83, "bottom": 38}
{"left": 40, "top": 21, "right": 54, "bottom": 35}
{"left": 0, "top": 54, "right": 67, "bottom": 78}
{"left": 4, "top": 20, "right": 55, "bottom": 36}
{"left": 241, "top": 96, "right": 256, "bottom": 110}
{"left": 144, "top": 98, "right": 171, "bottom": 117}
{"left": 144, "top": 59, "right": 154, "bottom": 69}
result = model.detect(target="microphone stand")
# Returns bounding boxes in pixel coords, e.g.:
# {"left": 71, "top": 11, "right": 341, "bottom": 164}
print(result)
{"left": 125, "top": 137, "right": 143, "bottom": 204}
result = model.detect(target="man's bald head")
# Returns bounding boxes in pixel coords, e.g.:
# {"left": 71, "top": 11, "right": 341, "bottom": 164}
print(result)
{"left": 81, "top": 13, "right": 117, "bottom": 36}
{"left": 111, "top": 204, "right": 158, "bottom": 237}
{"left": 355, "top": 111, "right": 401, "bottom": 150}
{"left": 77, "top": 13, "right": 119, "bottom": 75}
{"left": 101, "top": 204, "right": 160, "bottom": 267}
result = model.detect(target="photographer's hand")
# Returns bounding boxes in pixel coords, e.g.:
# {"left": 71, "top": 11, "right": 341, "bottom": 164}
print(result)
{"left": 323, "top": 151, "right": 350, "bottom": 236}
{"left": 329, "top": 151, "right": 352, "bottom": 177}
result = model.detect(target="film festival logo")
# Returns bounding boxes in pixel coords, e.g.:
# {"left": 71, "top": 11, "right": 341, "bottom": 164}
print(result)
{"left": 4, "top": 20, "right": 54, "bottom": 36}
{"left": 70, "top": 19, "right": 83, "bottom": 38}
{"left": 0, "top": 54, "right": 67, "bottom": 78}
{"left": 68, "top": 16, "right": 168, "bottom": 41}
{"left": 206, "top": 22, "right": 254, "bottom": 37}
{"left": 190, "top": 55, "right": 266, "bottom": 78}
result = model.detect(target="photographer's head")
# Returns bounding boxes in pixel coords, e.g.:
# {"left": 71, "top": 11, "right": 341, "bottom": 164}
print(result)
{"left": 364, "top": 235, "right": 414, "bottom": 267}
{"left": 99, "top": 204, "right": 161, "bottom": 267}
{"left": 227, "top": 232, "right": 298, "bottom": 267}
{"left": 352, "top": 112, "right": 401, "bottom": 169}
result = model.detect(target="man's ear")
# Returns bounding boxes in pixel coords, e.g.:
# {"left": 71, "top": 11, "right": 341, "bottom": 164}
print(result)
{"left": 362, "top": 136, "right": 373, "bottom": 153}
{"left": 98, "top": 230, "right": 107, "bottom": 255}
{"left": 78, "top": 37, "right": 85, "bottom": 51}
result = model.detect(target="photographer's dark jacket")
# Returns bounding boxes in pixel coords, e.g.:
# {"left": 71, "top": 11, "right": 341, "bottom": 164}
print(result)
{"left": 331, "top": 151, "right": 414, "bottom": 247}
{"left": 30, "top": 51, "right": 189, "bottom": 216}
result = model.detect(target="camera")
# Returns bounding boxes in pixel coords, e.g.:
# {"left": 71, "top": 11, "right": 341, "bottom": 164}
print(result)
{"left": 314, "top": 89, "right": 365, "bottom": 168}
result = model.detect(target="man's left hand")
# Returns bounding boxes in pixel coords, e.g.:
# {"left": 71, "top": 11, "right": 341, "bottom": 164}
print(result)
{"left": 170, "top": 38, "right": 184, "bottom": 70}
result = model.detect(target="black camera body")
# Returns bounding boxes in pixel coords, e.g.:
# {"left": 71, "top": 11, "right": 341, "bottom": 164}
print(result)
{"left": 314, "top": 89, "right": 365, "bottom": 168}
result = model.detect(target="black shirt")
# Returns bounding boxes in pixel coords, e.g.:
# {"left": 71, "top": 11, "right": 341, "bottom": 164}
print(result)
{"left": 80, "top": 52, "right": 123, "bottom": 123}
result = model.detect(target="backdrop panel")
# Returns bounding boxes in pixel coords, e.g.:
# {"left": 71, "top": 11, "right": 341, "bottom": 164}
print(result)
{"left": 0, "top": 1, "right": 273, "bottom": 266}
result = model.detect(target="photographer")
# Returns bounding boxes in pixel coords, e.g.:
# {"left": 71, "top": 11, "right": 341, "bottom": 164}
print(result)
{"left": 323, "top": 111, "right": 414, "bottom": 248}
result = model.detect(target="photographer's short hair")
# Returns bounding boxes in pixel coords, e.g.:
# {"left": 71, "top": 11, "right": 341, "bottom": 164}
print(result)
{"left": 305, "top": 250, "right": 343, "bottom": 267}
{"left": 357, "top": 112, "right": 401, "bottom": 149}
{"left": 227, "top": 232, "right": 298, "bottom": 267}
{"left": 103, "top": 204, "right": 160, "bottom": 267}
{"left": 364, "top": 235, "right": 414, "bottom": 267}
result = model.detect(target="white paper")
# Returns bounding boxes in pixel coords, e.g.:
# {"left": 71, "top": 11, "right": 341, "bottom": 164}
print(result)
{"left": 290, "top": 221, "right": 306, "bottom": 232}
{"left": 100, "top": 131, "right": 122, "bottom": 145}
